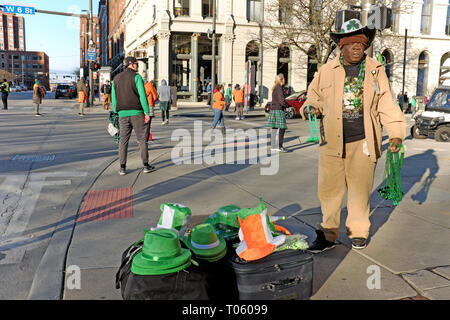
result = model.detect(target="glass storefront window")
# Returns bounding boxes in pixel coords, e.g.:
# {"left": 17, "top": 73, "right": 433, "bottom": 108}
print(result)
{"left": 174, "top": 0, "right": 189, "bottom": 17}
{"left": 171, "top": 33, "right": 192, "bottom": 92}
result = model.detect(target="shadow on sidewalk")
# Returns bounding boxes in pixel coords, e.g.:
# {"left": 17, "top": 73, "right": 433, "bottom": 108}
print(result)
{"left": 288, "top": 149, "right": 439, "bottom": 296}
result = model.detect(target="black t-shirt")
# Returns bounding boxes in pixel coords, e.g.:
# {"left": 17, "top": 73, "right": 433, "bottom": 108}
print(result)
{"left": 342, "top": 61, "right": 365, "bottom": 143}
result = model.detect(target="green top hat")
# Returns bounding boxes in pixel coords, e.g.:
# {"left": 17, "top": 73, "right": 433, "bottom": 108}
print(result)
{"left": 131, "top": 229, "right": 191, "bottom": 275}
{"left": 152, "top": 203, "right": 192, "bottom": 237}
{"left": 330, "top": 19, "right": 376, "bottom": 47}
{"left": 183, "top": 224, "right": 227, "bottom": 263}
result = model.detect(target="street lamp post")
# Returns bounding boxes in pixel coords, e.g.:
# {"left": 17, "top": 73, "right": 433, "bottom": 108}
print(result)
{"left": 88, "top": 0, "right": 94, "bottom": 105}
{"left": 211, "top": 0, "right": 216, "bottom": 92}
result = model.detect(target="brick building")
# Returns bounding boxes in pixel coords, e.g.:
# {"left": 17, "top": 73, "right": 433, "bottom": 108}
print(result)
{"left": 0, "top": 12, "right": 25, "bottom": 51}
{"left": 108, "top": 0, "right": 127, "bottom": 76}
{"left": 80, "top": 15, "right": 100, "bottom": 77}
{"left": 0, "top": 50, "right": 49, "bottom": 89}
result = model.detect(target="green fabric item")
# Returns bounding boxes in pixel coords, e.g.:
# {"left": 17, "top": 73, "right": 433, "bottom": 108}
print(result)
{"left": 274, "top": 235, "right": 309, "bottom": 252}
{"left": 108, "top": 111, "right": 120, "bottom": 143}
{"left": 159, "top": 101, "right": 170, "bottom": 111}
{"left": 377, "top": 145, "right": 405, "bottom": 206}
{"left": 411, "top": 98, "right": 417, "bottom": 107}
{"left": 111, "top": 74, "right": 150, "bottom": 117}
{"left": 306, "top": 105, "right": 320, "bottom": 143}
{"left": 267, "top": 110, "right": 287, "bottom": 129}
{"left": 156, "top": 203, "right": 192, "bottom": 235}
{"left": 203, "top": 199, "right": 282, "bottom": 240}
{"left": 131, "top": 229, "right": 191, "bottom": 276}
{"left": 182, "top": 224, "right": 227, "bottom": 262}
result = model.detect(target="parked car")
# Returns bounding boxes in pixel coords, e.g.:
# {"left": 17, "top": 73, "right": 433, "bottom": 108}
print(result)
{"left": 70, "top": 85, "right": 78, "bottom": 98}
{"left": 264, "top": 90, "right": 307, "bottom": 119}
{"left": 411, "top": 86, "right": 450, "bottom": 142}
{"left": 55, "top": 84, "right": 74, "bottom": 99}
{"left": 9, "top": 86, "right": 21, "bottom": 92}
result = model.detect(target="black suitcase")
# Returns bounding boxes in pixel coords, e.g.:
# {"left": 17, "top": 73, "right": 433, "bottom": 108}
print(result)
{"left": 229, "top": 250, "right": 313, "bottom": 300}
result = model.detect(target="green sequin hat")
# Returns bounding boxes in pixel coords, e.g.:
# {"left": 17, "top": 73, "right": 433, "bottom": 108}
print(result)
{"left": 330, "top": 19, "right": 376, "bottom": 47}
{"left": 131, "top": 229, "right": 191, "bottom": 275}
{"left": 183, "top": 224, "right": 227, "bottom": 262}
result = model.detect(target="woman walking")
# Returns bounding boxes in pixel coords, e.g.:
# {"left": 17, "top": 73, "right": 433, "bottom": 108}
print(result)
{"left": 211, "top": 84, "right": 226, "bottom": 134}
{"left": 157, "top": 79, "right": 173, "bottom": 125}
{"left": 267, "top": 74, "right": 289, "bottom": 152}
{"left": 33, "top": 80, "right": 45, "bottom": 117}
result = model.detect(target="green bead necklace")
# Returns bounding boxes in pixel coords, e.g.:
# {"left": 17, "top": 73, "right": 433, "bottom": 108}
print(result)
{"left": 340, "top": 55, "right": 365, "bottom": 108}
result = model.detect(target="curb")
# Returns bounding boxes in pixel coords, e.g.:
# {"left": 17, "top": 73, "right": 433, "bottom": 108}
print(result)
{"left": 27, "top": 155, "right": 119, "bottom": 300}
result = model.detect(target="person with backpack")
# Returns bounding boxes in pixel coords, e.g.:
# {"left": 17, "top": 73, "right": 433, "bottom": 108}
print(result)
{"left": 101, "top": 80, "right": 112, "bottom": 110}
{"left": 1, "top": 78, "right": 9, "bottom": 110}
{"left": 232, "top": 84, "right": 245, "bottom": 120}
{"left": 112, "top": 56, "right": 155, "bottom": 176}
{"left": 32, "top": 79, "right": 45, "bottom": 117}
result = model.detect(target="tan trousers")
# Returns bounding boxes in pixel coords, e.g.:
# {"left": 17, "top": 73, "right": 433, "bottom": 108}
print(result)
{"left": 103, "top": 94, "right": 111, "bottom": 109}
{"left": 318, "top": 139, "right": 376, "bottom": 242}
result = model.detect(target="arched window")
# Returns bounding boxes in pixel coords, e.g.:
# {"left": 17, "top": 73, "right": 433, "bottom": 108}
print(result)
{"left": 381, "top": 49, "right": 394, "bottom": 82}
{"left": 277, "top": 46, "right": 291, "bottom": 86}
{"left": 417, "top": 51, "right": 429, "bottom": 96}
{"left": 421, "top": 0, "right": 432, "bottom": 34}
{"left": 446, "top": 0, "right": 450, "bottom": 35}
{"left": 440, "top": 52, "right": 450, "bottom": 86}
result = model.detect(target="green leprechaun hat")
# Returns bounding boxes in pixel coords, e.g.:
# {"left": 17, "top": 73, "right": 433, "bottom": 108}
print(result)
{"left": 183, "top": 224, "right": 227, "bottom": 263}
{"left": 330, "top": 18, "right": 376, "bottom": 47}
{"left": 151, "top": 203, "right": 192, "bottom": 238}
{"left": 131, "top": 228, "right": 191, "bottom": 275}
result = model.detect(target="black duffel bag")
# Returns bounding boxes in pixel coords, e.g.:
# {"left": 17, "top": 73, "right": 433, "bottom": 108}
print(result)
{"left": 115, "top": 239, "right": 209, "bottom": 300}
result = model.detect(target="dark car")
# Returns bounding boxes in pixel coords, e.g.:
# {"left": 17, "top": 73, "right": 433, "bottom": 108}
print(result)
{"left": 55, "top": 84, "right": 74, "bottom": 99}
{"left": 264, "top": 91, "right": 307, "bottom": 119}
{"left": 70, "top": 85, "right": 77, "bottom": 98}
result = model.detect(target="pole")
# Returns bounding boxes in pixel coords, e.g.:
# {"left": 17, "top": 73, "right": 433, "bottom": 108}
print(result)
{"left": 89, "top": 0, "right": 94, "bottom": 105}
{"left": 259, "top": 23, "right": 263, "bottom": 107}
{"left": 361, "top": 0, "right": 375, "bottom": 57}
{"left": 402, "top": 28, "right": 407, "bottom": 95}
{"left": 211, "top": 0, "right": 216, "bottom": 92}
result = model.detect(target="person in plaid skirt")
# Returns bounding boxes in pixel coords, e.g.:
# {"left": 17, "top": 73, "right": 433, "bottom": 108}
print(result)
{"left": 267, "top": 74, "right": 289, "bottom": 152}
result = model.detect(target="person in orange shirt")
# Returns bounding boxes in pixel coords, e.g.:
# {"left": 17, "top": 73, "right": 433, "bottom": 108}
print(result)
{"left": 144, "top": 79, "right": 158, "bottom": 141}
{"left": 232, "top": 84, "right": 245, "bottom": 120}
{"left": 211, "top": 84, "right": 226, "bottom": 133}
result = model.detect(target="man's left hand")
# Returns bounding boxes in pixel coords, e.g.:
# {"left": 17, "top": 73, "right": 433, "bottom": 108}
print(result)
{"left": 145, "top": 115, "right": 150, "bottom": 123}
{"left": 388, "top": 138, "right": 402, "bottom": 153}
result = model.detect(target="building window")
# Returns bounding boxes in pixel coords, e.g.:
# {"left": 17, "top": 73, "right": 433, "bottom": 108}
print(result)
{"left": 247, "top": 0, "right": 262, "bottom": 22}
{"left": 174, "top": 0, "right": 190, "bottom": 17}
{"left": 32, "top": 64, "right": 38, "bottom": 69}
{"left": 32, "top": 56, "right": 38, "bottom": 60}
{"left": 417, "top": 51, "right": 429, "bottom": 96}
{"left": 381, "top": 49, "right": 394, "bottom": 82}
{"left": 279, "top": 0, "right": 293, "bottom": 24}
{"left": 202, "top": 0, "right": 214, "bottom": 18}
{"left": 446, "top": 0, "right": 450, "bottom": 35}
{"left": 421, "top": 0, "right": 432, "bottom": 34}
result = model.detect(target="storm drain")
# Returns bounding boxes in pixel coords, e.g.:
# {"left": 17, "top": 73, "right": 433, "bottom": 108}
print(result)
{"left": 12, "top": 154, "right": 55, "bottom": 162}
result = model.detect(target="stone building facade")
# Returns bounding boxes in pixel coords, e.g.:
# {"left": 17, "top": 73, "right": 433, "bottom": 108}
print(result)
{"left": 123, "top": 0, "right": 450, "bottom": 102}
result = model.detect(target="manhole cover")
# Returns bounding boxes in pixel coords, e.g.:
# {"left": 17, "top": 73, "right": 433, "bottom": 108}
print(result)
{"left": 12, "top": 154, "right": 55, "bottom": 162}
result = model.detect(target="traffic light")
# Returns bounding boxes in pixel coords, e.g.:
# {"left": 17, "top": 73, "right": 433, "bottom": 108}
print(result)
{"left": 91, "top": 63, "right": 101, "bottom": 71}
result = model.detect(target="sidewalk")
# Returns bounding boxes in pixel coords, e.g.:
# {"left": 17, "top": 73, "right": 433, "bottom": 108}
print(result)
{"left": 54, "top": 113, "right": 450, "bottom": 300}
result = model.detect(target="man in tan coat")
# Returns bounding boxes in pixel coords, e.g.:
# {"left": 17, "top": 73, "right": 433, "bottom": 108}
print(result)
{"left": 301, "top": 19, "right": 406, "bottom": 252}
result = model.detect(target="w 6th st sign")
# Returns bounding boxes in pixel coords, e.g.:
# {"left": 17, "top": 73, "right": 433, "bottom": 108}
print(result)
{"left": 1, "top": 2, "right": 35, "bottom": 15}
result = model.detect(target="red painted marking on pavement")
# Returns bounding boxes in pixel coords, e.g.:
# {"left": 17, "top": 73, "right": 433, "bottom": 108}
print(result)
{"left": 77, "top": 188, "right": 133, "bottom": 222}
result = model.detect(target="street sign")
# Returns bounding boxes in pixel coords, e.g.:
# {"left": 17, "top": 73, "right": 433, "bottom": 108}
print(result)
{"left": 1, "top": 2, "right": 35, "bottom": 15}
{"left": 86, "top": 48, "right": 97, "bottom": 62}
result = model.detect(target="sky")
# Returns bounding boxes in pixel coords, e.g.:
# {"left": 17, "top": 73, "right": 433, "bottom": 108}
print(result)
{"left": 17, "top": 0, "right": 99, "bottom": 74}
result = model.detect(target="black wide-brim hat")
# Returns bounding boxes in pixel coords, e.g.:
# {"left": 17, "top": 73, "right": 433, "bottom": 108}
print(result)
{"left": 330, "top": 19, "right": 376, "bottom": 47}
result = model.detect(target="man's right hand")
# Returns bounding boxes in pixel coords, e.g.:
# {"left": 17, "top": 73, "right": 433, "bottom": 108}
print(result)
{"left": 144, "top": 115, "right": 150, "bottom": 123}
{"left": 304, "top": 106, "right": 321, "bottom": 118}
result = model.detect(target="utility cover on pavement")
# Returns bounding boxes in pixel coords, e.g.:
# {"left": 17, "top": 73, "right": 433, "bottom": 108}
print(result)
{"left": 77, "top": 188, "right": 133, "bottom": 223}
